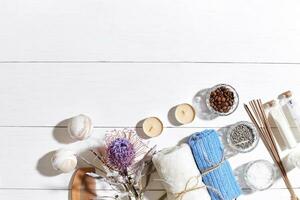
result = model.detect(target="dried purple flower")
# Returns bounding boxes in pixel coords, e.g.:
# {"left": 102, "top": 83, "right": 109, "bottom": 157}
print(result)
{"left": 80, "top": 129, "right": 156, "bottom": 200}
{"left": 103, "top": 129, "right": 151, "bottom": 174}
{"left": 107, "top": 138, "right": 135, "bottom": 172}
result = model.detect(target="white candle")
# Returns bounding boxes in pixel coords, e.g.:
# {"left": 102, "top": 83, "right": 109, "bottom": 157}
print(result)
{"left": 175, "top": 103, "right": 195, "bottom": 124}
{"left": 142, "top": 117, "right": 163, "bottom": 137}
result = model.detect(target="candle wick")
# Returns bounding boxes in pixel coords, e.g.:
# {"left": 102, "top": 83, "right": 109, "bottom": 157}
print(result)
{"left": 181, "top": 110, "right": 185, "bottom": 115}
{"left": 148, "top": 126, "right": 153, "bottom": 132}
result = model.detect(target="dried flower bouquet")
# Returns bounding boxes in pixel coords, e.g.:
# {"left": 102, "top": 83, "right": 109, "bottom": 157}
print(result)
{"left": 79, "top": 129, "right": 156, "bottom": 200}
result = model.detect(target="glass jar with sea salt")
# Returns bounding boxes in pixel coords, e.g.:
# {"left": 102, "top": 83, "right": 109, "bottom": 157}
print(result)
{"left": 244, "top": 160, "right": 276, "bottom": 191}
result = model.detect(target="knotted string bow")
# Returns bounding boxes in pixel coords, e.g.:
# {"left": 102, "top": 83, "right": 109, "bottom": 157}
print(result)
{"left": 173, "top": 175, "right": 205, "bottom": 200}
{"left": 173, "top": 145, "right": 227, "bottom": 200}
{"left": 156, "top": 174, "right": 224, "bottom": 200}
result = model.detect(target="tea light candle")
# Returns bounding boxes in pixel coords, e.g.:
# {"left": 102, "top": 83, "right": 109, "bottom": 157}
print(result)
{"left": 142, "top": 117, "right": 163, "bottom": 137}
{"left": 175, "top": 103, "right": 195, "bottom": 124}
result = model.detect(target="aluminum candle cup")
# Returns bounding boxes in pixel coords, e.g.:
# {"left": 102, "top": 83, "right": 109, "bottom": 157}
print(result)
{"left": 142, "top": 117, "right": 163, "bottom": 137}
{"left": 227, "top": 121, "right": 259, "bottom": 153}
{"left": 206, "top": 84, "right": 239, "bottom": 116}
{"left": 175, "top": 103, "right": 196, "bottom": 124}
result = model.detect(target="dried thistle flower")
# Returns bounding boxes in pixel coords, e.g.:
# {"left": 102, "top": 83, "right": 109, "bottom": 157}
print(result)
{"left": 107, "top": 138, "right": 135, "bottom": 172}
{"left": 78, "top": 129, "right": 156, "bottom": 200}
{"left": 103, "top": 129, "right": 150, "bottom": 175}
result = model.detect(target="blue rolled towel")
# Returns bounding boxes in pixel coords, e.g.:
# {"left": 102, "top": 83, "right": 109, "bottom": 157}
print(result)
{"left": 188, "top": 129, "right": 241, "bottom": 200}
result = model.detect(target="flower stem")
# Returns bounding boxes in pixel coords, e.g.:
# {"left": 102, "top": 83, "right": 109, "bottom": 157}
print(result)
{"left": 123, "top": 171, "right": 141, "bottom": 200}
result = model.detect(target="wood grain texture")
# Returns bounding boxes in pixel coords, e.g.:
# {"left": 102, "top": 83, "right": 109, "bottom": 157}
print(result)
{"left": 0, "top": 190, "right": 69, "bottom": 200}
{"left": 0, "top": 65, "right": 299, "bottom": 200}
{"left": 1, "top": 0, "right": 300, "bottom": 62}
{"left": 0, "top": 65, "right": 299, "bottom": 127}
{"left": 0, "top": 65, "right": 300, "bottom": 199}
{"left": 1, "top": 188, "right": 300, "bottom": 199}
{"left": 0, "top": 0, "right": 300, "bottom": 195}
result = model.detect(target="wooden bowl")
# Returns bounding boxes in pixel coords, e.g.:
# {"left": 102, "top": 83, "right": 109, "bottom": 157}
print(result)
{"left": 70, "top": 168, "right": 96, "bottom": 200}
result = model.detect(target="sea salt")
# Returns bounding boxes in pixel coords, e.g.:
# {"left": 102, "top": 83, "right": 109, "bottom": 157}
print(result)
{"left": 245, "top": 160, "right": 276, "bottom": 191}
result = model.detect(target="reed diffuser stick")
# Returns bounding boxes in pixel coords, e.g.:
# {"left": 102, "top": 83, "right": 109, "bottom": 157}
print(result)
{"left": 244, "top": 99, "right": 298, "bottom": 200}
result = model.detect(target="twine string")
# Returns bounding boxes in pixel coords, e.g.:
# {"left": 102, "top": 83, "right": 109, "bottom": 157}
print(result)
{"left": 198, "top": 143, "right": 225, "bottom": 176}
{"left": 155, "top": 175, "right": 224, "bottom": 200}
{"left": 201, "top": 154, "right": 225, "bottom": 176}
{"left": 156, "top": 142, "right": 227, "bottom": 200}
{"left": 173, "top": 175, "right": 202, "bottom": 200}
{"left": 173, "top": 175, "right": 224, "bottom": 200}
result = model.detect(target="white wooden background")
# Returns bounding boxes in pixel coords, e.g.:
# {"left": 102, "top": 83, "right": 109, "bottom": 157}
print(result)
{"left": 1, "top": 0, "right": 300, "bottom": 199}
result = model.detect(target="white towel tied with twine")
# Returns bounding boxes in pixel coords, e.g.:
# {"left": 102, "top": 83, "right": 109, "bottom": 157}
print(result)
{"left": 152, "top": 144, "right": 211, "bottom": 200}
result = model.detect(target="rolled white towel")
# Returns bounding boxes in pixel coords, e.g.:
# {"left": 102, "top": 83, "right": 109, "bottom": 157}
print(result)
{"left": 152, "top": 144, "right": 211, "bottom": 200}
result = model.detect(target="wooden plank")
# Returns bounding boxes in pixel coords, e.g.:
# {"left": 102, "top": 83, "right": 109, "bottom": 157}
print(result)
{"left": 0, "top": 64, "right": 299, "bottom": 127}
{"left": 0, "top": 190, "right": 68, "bottom": 200}
{"left": 1, "top": 188, "right": 300, "bottom": 200}
{"left": 0, "top": 0, "right": 300, "bottom": 62}
{"left": 238, "top": 189, "right": 300, "bottom": 199}
{"left": 1, "top": 127, "right": 300, "bottom": 190}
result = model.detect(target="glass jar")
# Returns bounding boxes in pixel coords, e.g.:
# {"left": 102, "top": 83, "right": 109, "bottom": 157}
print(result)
{"left": 226, "top": 121, "right": 259, "bottom": 153}
{"left": 206, "top": 84, "right": 239, "bottom": 116}
{"left": 244, "top": 160, "right": 276, "bottom": 191}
